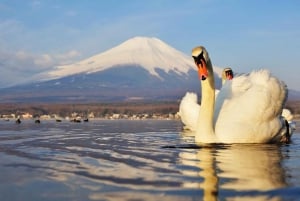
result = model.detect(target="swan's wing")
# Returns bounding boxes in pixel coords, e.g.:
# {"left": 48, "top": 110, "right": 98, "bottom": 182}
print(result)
{"left": 214, "top": 69, "right": 287, "bottom": 143}
{"left": 178, "top": 92, "right": 200, "bottom": 131}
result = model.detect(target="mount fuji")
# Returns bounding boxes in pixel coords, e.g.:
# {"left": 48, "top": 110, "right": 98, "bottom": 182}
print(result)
{"left": 37, "top": 37, "right": 200, "bottom": 81}
{"left": 0, "top": 37, "right": 224, "bottom": 103}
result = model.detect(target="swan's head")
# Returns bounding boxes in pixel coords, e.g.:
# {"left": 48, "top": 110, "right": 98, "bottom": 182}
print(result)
{"left": 222, "top": 67, "right": 234, "bottom": 81}
{"left": 192, "top": 46, "right": 210, "bottom": 81}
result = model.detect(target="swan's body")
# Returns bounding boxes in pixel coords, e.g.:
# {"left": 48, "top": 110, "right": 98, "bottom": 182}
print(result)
{"left": 179, "top": 92, "right": 295, "bottom": 138}
{"left": 179, "top": 72, "right": 295, "bottom": 138}
{"left": 192, "top": 46, "right": 288, "bottom": 143}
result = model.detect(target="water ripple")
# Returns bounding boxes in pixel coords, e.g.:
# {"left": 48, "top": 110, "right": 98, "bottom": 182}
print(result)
{"left": 0, "top": 119, "right": 300, "bottom": 200}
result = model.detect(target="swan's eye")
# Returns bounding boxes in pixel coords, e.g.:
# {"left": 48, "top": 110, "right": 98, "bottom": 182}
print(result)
{"left": 192, "top": 52, "right": 205, "bottom": 67}
{"left": 192, "top": 56, "right": 200, "bottom": 65}
{"left": 225, "top": 70, "right": 233, "bottom": 77}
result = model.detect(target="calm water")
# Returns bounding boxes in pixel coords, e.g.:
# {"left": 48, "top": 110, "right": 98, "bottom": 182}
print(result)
{"left": 0, "top": 119, "right": 300, "bottom": 201}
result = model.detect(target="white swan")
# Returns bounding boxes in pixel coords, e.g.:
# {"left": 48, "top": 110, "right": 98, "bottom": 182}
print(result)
{"left": 179, "top": 70, "right": 295, "bottom": 138}
{"left": 178, "top": 68, "right": 233, "bottom": 131}
{"left": 192, "top": 46, "right": 288, "bottom": 143}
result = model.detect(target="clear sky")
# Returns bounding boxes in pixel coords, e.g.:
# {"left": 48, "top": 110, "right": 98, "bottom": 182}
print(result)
{"left": 0, "top": 0, "right": 300, "bottom": 90}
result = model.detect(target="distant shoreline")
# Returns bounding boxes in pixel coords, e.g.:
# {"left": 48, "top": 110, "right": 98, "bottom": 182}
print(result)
{"left": 0, "top": 101, "right": 299, "bottom": 122}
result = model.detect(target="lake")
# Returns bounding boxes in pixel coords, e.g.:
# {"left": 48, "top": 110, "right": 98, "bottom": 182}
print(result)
{"left": 0, "top": 119, "right": 300, "bottom": 201}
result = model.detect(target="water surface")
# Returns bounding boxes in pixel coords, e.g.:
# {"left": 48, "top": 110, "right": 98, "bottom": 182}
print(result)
{"left": 0, "top": 119, "right": 300, "bottom": 200}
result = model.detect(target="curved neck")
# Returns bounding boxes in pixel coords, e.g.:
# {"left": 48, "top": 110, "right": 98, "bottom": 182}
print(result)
{"left": 222, "top": 78, "right": 226, "bottom": 85}
{"left": 195, "top": 60, "right": 216, "bottom": 143}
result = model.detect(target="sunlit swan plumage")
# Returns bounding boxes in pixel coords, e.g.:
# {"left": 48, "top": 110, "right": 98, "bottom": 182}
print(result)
{"left": 178, "top": 68, "right": 233, "bottom": 131}
{"left": 178, "top": 92, "right": 200, "bottom": 131}
{"left": 192, "top": 46, "right": 288, "bottom": 143}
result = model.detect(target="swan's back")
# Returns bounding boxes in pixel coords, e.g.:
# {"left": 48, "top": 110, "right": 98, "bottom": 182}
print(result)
{"left": 214, "top": 69, "right": 287, "bottom": 143}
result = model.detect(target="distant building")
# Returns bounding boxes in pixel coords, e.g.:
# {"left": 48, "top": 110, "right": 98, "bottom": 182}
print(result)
{"left": 22, "top": 113, "right": 33, "bottom": 119}
{"left": 111, "top": 114, "right": 120, "bottom": 119}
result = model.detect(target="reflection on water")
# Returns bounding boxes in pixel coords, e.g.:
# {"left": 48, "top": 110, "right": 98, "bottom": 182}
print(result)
{"left": 179, "top": 147, "right": 218, "bottom": 200}
{"left": 179, "top": 143, "right": 288, "bottom": 201}
{"left": 0, "top": 119, "right": 299, "bottom": 200}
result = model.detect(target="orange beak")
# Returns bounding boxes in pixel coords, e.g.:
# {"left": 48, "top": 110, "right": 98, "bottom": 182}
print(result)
{"left": 197, "top": 59, "right": 208, "bottom": 80}
{"left": 227, "top": 74, "right": 233, "bottom": 80}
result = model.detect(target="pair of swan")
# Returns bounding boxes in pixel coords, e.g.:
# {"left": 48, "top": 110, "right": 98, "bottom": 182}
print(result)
{"left": 180, "top": 46, "right": 292, "bottom": 143}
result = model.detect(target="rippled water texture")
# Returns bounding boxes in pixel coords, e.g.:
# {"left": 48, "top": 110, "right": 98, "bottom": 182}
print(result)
{"left": 0, "top": 119, "right": 300, "bottom": 201}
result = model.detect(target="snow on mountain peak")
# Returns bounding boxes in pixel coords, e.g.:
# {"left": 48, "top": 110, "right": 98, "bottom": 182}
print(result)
{"left": 44, "top": 36, "right": 196, "bottom": 80}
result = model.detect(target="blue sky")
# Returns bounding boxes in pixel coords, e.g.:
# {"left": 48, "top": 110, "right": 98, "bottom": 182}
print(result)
{"left": 0, "top": 0, "right": 300, "bottom": 90}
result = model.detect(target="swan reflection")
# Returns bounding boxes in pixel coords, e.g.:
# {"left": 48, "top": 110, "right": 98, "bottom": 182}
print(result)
{"left": 179, "top": 143, "right": 287, "bottom": 200}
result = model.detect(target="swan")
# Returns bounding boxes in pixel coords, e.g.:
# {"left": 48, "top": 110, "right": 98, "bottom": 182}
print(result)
{"left": 178, "top": 68, "right": 233, "bottom": 131}
{"left": 192, "top": 46, "right": 288, "bottom": 143}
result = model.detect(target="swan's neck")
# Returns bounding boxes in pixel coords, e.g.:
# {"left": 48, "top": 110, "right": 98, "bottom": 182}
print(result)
{"left": 222, "top": 78, "right": 226, "bottom": 85}
{"left": 196, "top": 60, "right": 216, "bottom": 143}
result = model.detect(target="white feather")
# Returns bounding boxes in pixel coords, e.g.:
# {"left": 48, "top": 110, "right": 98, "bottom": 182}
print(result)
{"left": 213, "top": 69, "right": 287, "bottom": 143}
{"left": 178, "top": 92, "right": 200, "bottom": 131}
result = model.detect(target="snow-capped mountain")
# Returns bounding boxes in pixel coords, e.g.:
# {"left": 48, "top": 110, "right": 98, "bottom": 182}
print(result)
{"left": 0, "top": 37, "right": 225, "bottom": 102}
{"left": 37, "top": 37, "right": 199, "bottom": 81}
